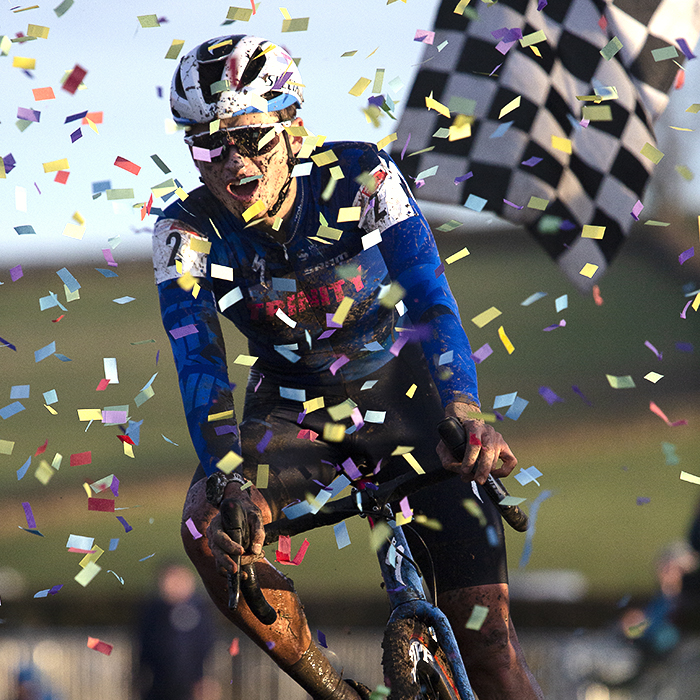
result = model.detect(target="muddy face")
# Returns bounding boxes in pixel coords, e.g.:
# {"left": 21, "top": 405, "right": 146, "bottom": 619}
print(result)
{"left": 189, "top": 113, "right": 304, "bottom": 229}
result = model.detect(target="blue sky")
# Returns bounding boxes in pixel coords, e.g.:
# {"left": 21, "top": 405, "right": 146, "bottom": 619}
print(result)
{"left": 1, "top": 0, "right": 437, "bottom": 266}
{"left": 2, "top": 0, "right": 700, "bottom": 270}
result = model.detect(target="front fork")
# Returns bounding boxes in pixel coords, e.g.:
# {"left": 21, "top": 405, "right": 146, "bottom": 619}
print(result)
{"left": 376, "top": 520, "right": 476, "bottom": 700}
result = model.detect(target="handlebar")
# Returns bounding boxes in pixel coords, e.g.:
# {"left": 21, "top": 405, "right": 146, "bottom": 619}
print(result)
{"left": 222, "top": 418, "right": 529, "bottom": 624}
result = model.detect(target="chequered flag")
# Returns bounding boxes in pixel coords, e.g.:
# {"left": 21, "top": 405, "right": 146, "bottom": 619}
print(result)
{"left": 392, "top": 0, "right": 700, "bottom": 291}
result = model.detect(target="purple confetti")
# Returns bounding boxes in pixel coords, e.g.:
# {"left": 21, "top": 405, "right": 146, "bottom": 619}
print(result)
{"left": 317, "top": 630, "right": 328, "bottom": 648}
{"left": 329, "top": 355, "right": 350, "bottom": 375}
{"left": 22, "top": 502, "right": 37, "bottom": 529}
{"left": 34, "top": 182, "right": 41, "bottom": 194}
{"left": 326, "top": 312, "right": 342, "bottom": 329}
{"left": 434, "top": 262, "right": 445, "bottom": 278}
{"left": 10, "top": 265, "right": 23, "bottom": 281}
{"left": 214, "top": 424, "right": 238, "bottom": 436}
{"left": 156, "top": 86, "right": 163, "bottom": 98}
{"left": 116, "top": 516, "right": 133, "bottom": 533}
{"left": 631, "top": 199, "right": 644, "bottom": 220}
{"left": 254, "top": 373, "right": 264, "bottom": 392}
{"left": 169, "top": 324, "right": 198, "bottom": 339}
{"left": 644, "top": 340, "right": 663, "bottom": 360}
{"left": 110, "top": 475, "right": 120, "bottom": 498}
{"left": 256, "top": 429, "right": 273, "bottom": 453}
{"left": 538, "top": 386, "right": 563, "bottom": 405}
{"left": 342, "top": 457, "right": 363, "bottom": 481}
{"left": 389, "top": 334, "right": 409, "bottom": 357}
{"left": 297, "top": 410, "right": 307, "bottom": 425}
{"left": 572, "top": 385, "right": 593, "bottom": 406}
{"left": 4, "top": 153, "right": 17, "bottom": 174}
{"left": 537, "top": 0, "right": 547, "bottom": 9}
{"left": 637, "top": 497, "right": 651, "bottom": 506}
{"left": 414, "top": 179, "right": 425, "bottom": 188}
{"left": 400, "top": 133, "right": 411, "bottom": 160}
{"left": 156, "top": 350, "right": 160, "bottom": 365}
{"left": 679, "top": 247, "right": 695, "bottom": 265}
{"left": 676, "top": 37, "right": 696, "bottom": 60}
{"left": 1, "top": 336, "right": 18, "bottom": 351}
{"left": 64, "top": 110, "right": 88, "bottom": 123}
{"left": 272, "top": 71, "right": 292, "bottom": 90}
{"left": 17, "top": 107, "right": 40, "bottom": 122}
{"left": 503, "top": 199, "right": 523, "bottom": 210}
{"left": 543, "top": 319, "right": 566, "bottom": 331}
{"left": 185, "top": 517, "right": 203, "bottom": 539}
{"left": 70, "top": 128, "right": 82, "bottom": 143}
{"left": 454, "top": 171, "right": 473, "bottom": 185}
{"left": 680, "top": 299, "right": 692, "bottom": 319}
{"left": 521, "top": 156, "right": 542, "bottom": 167}
{"left": 580, "top": 118, "right": 590, "bottom": 128}
{"left": 266, "top": 641, "right": 275, "bottom": 650}
{"left": 676, "top": 342, "right": 693, "bottom": 352}
{"left": 489, "top": 63, "right": 502, "bottom": 77}
{"left": 471, "top": 343, "right": 493, "bottom": 364}
{"left": 318, "top": 329, "right": 336, "bottom": 340}
{"left": 49, "top": 584, "right": 63, "bottom": 595}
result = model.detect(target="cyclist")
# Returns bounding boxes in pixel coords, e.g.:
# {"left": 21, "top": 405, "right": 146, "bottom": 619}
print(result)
{"left": 154, "top": 35, "right": 544, "bottom": 700}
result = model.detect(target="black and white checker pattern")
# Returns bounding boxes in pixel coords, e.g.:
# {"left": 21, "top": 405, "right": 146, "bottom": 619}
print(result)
{"left": 392, "top": 0, "right": 700, "bottom": 290}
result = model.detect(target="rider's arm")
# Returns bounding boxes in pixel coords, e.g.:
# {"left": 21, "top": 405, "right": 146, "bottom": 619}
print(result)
{"left": 353, "top": 148, "right": 516, "bottom": 482}
{"left": 153, "top": 218, "right": 241, "bottom": 477}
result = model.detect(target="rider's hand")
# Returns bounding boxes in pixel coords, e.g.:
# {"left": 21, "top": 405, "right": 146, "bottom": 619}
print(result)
{"left": 206, "top": 483, "right": 267, "bottom": 576}
{"left": 436, "top": 401, "right": 517, "bottom": 485}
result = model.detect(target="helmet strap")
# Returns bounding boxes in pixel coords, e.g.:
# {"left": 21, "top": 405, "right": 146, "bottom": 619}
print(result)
{"left": 267, "top": 130, "right": 298, "bottom": 218}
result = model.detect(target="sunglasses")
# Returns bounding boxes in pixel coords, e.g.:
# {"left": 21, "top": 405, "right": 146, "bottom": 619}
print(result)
{"left": 184, "top": 121, "right": 291, "bottom": 162}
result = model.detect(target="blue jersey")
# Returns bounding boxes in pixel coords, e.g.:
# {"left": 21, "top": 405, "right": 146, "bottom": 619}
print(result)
{"left": 153, "top": 142, "right": 479, "bottom": 476}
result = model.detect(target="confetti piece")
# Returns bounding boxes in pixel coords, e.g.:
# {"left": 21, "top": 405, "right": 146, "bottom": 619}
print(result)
{"left": 116, "top": 516, "right": 132, "bottom": 533}
{"left": 70, "top": 451, "right": 91, "bottom": 466}
{"left": 600, "top": 36, "right": 623, "bottom": 60}
{"left": 87, "top": 637, "right": 113, "bottom": 655}
{"left": 580, "top": 263, "right": 598, "bottom": 278}
{"left": 649, "top": 401, "right": 687, "bottom": 426}
{"left": 606, "top": 375, "right": 635, "bottom": 389}
{"left": 519, "top": 489, "right": 553, "bottom": 567}
{"left": 640, "top": 142, "right": 664, "bottom": 164}
{"left": 471, "top": 307, "right": 501, "bottom": 328}
{"left": 679, "top": 247, "right": 695, "bottom": 265}
{"left": 514, "top": 466, "right": 543, "bottom": 486}
{"left": 644, "top": 372, "right": 664, "bottom": 383}
{"left": 498, "top": 326, "right": 514, "bottom": 354}
{"left": 75, "top": 561, "right": 101, "bottom": 587}
{"left": 114, "top": 156, "right": 141, "bottom": 175}
{"left": 465, "top": 604, "right": 489, "bottom": 631}
{"left": 592, "top": 285, "right": 604, "bottom": 306}
{"left": 62, "top": 65, "right": 87, "bottom": 94}
{"left": 551, "top": 135, "right": 572, "bottom": 153}
{"left": 88, "top": 498, "right": 115, "bottom": 512}
{"left": 165, "top": 39, "right": 185, "bottom": 60}
{"left": 499, "top": 95, "right": 521, "bottom": 119}
{"left": 582, "top": 225, "right": 605, "bottom": 239}
{"left": 333, "top": 521, "right": 351, "bottom": 549}
{"left": 185, "top": 517, "right": 202, "bottom": 539}
{"left": 680, "top": 471, "right": 700, "bottom": 485}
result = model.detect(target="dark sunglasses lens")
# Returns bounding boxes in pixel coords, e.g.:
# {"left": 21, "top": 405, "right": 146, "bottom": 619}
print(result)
{"left": 233, "top": 127, "right": 279, "bottom": 156}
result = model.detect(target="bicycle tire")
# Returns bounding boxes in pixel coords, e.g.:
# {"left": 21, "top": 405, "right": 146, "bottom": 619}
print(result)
{"left": 382, "top": 618, "right": 462, "bottom": 700}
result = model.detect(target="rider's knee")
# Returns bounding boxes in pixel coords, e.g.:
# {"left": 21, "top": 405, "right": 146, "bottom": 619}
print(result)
{"left": 460, "top": 616, "right": 515, "bottom": 671}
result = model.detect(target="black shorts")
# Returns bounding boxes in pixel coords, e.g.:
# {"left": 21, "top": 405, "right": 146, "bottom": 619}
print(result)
{"left": 191, "top": 342, "right": 507, "bottom": 593}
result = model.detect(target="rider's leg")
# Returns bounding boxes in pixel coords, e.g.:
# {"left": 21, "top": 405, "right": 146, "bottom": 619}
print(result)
{"left": 438, "top": 583, "right": 543, "bottom": 700}
{"left": 182, "top": 477, "right": 362, "bottom": 700}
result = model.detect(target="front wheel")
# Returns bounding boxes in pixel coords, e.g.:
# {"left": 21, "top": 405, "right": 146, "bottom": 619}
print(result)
{"left": 382, "top": 618, "right": 462, "bottom": 700}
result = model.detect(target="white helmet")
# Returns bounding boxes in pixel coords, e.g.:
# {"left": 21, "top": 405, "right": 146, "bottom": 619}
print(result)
{"left": 170, "top": 35, "right": 303, "bottom": 126}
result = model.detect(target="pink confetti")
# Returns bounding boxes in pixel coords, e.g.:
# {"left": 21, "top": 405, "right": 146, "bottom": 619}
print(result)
{"left": 631, "top": 200, "right": 644, "bottom": 220}
{"left": 185, "top": 517, "right": 202, "bottom": 539}
{"left": 680, "top": 299, "right": 692, "bottom": 319}
{"left": 87, "top": 637, "right": 113, "bottom": 655}
{"left": 414, "top": 30, "right": 435, "bottom": 44}
{"left": 330, "top": 355, "right": 350, "bottom": 375}
{"left": 649, "top": 401, "right": 688, "bottom": 427}
{"left": 169, "top": 324, "right": 198, "bottom": 339}
{"left": 102, "top": 248, "right": 118, "bottom": 267}
{"left": 275, "top": 535, "right": 310, "bottom": 565}
{"left": 644, "top": 340, "right": 663, "bottom": 360}
{"left": 400, "top": 133, "right": 411, "bottom": 160}
{"left": 10, "top": 265, "right": 23, "bottom": 281}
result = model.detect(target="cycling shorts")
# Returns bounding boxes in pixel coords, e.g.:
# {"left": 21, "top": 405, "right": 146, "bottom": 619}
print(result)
{"left": 190, "top": 341, "right": 507, "bottom": 593}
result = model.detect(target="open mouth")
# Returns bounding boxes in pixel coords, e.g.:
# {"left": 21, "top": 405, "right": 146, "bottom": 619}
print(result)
{"left": 226, "top": 179, "right": 259, "bottom": 202}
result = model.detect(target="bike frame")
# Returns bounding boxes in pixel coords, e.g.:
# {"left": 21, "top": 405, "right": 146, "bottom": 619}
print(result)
{"left": 375, "top": 515, "right": 476, "bottom": 700}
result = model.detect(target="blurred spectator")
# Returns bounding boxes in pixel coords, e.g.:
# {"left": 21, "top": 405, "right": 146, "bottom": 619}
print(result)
{"left": 137, "top": 562, "right": 219, "bottom": 700}
{"left": 620, "top": 503, "right": 700, "bottom": 656}
{"left": 15, "top": 665, "right": 60, "bottom": 700}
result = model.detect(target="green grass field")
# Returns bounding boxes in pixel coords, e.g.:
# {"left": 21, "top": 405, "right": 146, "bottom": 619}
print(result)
{"left": 1, "top": 227, "right": 698, "bottom": 609}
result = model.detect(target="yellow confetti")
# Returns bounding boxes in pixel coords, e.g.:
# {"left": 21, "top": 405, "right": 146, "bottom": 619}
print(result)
{"left": 498, "top": 326, "right": 514, "bottom": 354}
{"left": 74, "top": 561, "right": 101, "bottom": 587}
{"left": 551, "top": 135, "right": 572, "bottom": 154}
{"left": 445, "top": 247, "right": 470, "bottom": 264}
{"left": 43, "top": 158, "right": 69, "bottom": 173}
{"left": 425, "top": 95, "right": 450, "bottom": 118}
{"left": 35, "top": 460, "right": 54, "bottom": 485}
{"left": 77, "top": 409, "right": 102, "bottom": 421}
{"left": 303, "top": 396, "right": 325, "bottom": 413}
{"left": 527, "top": 196, "right": 549, "bottom": 210}
{"left": 680, "top": 471, "right": 700, "bottom": 485}
{"left": 377, "top": 132, "right": 398, "bottom": 151}
{"left": 406, "top": 384, "right": 417, "bottom": 398}
{"left": 580, "top": 263, "right": 599, "bottom": 278}
{"left": 498, "top": 95, "right": 521, "bottom": 119}
{"left": 640, "top": 142, "right": 664, "bottom": 164}
{"left": 675, "top": 165, "right": 694, "bottom": 181}
{"left": 520, "top": 29, "right": 546, "bottom": 47}
{"left": 79, "top": 545, "right": 104, "bottom": 568}
{"left": 403, "top": 452, "right": 425, "bottom": 474}
{"left": 233, "top": 354, "right": 258, "bottom": 366}
{"left": 349, "top": 77, "right": 372, "bottom": 97}
{"left": 256, "top": 464, "right": 269, "bottom": 489}
{"left": 581, "top": 225, "right": 605, "bottom": 239}
{"left": 606, "top": 374, "right": 635, "bottom": 389}
{"left": 337, "top": 206, "right": 361, "bottom": 222}
{"left": 208, "top": 410, "right": 235, "bottom": 422}
{"left": 27, "top": 24, "right": 50, "bottom": 38}
{"left": 331, "top": 297, "right": 354, "bottom": 325}
{"left": 471, "top": 307, "right": 501, "bottom": 328}
{"left": 311, "top": 150, "right": 338, "bottom": 167}
{"left": 165, "top": 39, "right": 185, "bottom": 60}
{"left": 217, "top": 451, "right": 243, "bottom": 474}
{"left": 242, "top": 200, "right": 266, "bottom": 222}
{"left": 323, "top": 423, "right": 346, "bottom": 442}
{"left": 13, "top": 56, "right": 36, "bottom": 69}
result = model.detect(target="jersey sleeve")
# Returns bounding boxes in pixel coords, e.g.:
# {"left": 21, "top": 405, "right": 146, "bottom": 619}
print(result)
{"left": 359, "top": 152, "right": 480, "bottom": 408}
{"left": 153, "top": 218, "right": 240, "bottom": 477}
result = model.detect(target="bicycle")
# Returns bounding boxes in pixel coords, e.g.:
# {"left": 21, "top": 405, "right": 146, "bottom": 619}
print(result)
{"left": 221, "top": 417, "right": 529, "bottom": 700}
